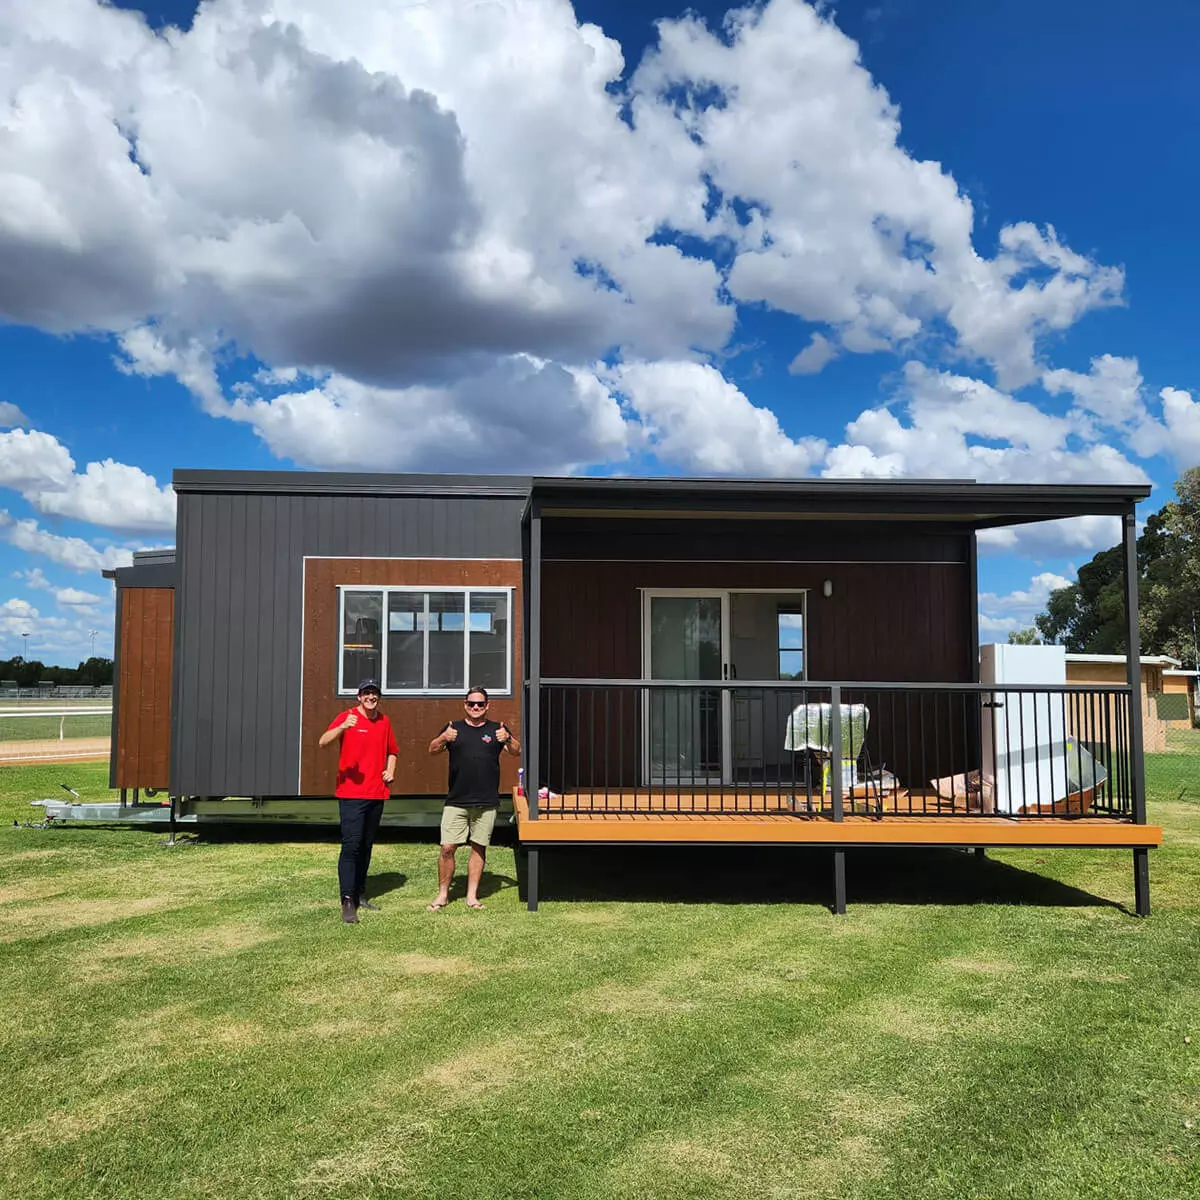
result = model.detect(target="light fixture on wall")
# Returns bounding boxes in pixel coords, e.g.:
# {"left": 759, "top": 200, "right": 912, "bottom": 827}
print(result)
{"left": 822, "top": 579, "right": 833, "bottom": 598}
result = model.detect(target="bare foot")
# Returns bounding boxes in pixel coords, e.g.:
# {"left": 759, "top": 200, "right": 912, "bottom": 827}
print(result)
{"left": 466, "top": 900, "right": 485, "bottom": 910}
{"left": 426, "top": 899, "right": 448, "bottom": 911}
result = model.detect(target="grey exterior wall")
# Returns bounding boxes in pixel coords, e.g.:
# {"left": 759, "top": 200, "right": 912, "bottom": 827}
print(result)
{"left": 171, "top": 479, "right": 528, "bottom": 798}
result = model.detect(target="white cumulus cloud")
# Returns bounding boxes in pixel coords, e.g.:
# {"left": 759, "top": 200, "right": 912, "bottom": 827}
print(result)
{"left": 823, "top": 362, "right": 1149, "bottom": 486}
{"left": 0, "top": 0, "right": 1136, "bottom": 483}
{"left": 0, "top": 512, "right": 133, "bottom": 573}
{"left": 606, "top": 360, "right": 828, "bottom": 476}
{"left": 0, "top": 427, "right": 173, "bottom": 533}
{"left": 978, "top": 571, "right": 1075, "bottom": 638}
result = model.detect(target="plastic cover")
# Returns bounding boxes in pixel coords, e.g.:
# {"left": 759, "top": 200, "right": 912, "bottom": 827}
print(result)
{"left": 1064, "top": 736, "right": 1108, "bottom": 792}
{"left": 783, "top": 703, "right": 870, "bottom": 754}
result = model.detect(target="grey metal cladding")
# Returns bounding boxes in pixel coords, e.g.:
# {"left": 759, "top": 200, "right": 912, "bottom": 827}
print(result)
{"left": 170, "top": 489, "right": 526, "bottom": 798}
{"left": 111, "top": 561, "right": 176, "bottom": 589}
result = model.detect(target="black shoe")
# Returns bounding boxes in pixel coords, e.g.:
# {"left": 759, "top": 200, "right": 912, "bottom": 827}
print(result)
{"left": 341, "top": 898, "right": 358, "bottom": 924}
{"left": 357, "top": 896, "right": 380, "bottom": 912}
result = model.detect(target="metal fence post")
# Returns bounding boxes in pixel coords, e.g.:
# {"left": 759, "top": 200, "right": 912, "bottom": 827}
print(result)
{"left": 830, "top": 685, "right": 844, "bottom": 822}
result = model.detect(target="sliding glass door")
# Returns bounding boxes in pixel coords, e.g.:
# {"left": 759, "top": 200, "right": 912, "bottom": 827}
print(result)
{"left": 643, "top": 592, "right": 727, "bottom": 784}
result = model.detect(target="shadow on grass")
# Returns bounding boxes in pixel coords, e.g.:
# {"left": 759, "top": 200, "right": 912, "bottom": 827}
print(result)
{"left": 518, "top": 844, "right": 1123, "bottom": 911}
{"left": 436, "top": 869, "right": 517, "bottom": 905}
{"left": 363, "top": 870, "right": 408, "bottom": 899}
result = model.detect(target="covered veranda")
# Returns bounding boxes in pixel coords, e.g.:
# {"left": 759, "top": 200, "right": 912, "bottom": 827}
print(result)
{"left": 517, "top": 478, "right": 1161, "bottom": 914}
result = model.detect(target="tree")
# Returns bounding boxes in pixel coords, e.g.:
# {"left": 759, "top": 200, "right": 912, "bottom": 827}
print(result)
{"left": 1035, "top": 467, "right": 1200, "bottom": 667}
{"left": 1007, "top": 627, "right": 1042, "bottom": 645}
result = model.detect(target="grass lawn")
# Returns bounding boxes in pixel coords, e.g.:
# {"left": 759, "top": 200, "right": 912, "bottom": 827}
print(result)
{"left": 0, "top": 713, "right": 112, "bottom": 742}
{"left": 1, "top": 759, "right": 1199, "bottom": 1199}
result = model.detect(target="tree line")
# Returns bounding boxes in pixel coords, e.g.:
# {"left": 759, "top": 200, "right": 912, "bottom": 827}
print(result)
{"left": 1016, "top": 467, "right": 1199, "bottom": 667}
{"left": 0, "top": 656, "right": 114, "bottom": 688}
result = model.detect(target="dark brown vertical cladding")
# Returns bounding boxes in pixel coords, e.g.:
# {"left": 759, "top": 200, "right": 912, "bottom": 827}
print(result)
{"left": 113, "top": 587, "right": 174, "bottom": 789}
{"left": 540, "top": 560, "right": 972, "bottom": 682}
{"left": 538, "top": 522, "right": 973, "bottom": 792}
{"left": 299, "top": 557, "right": 523, "bottom": 796}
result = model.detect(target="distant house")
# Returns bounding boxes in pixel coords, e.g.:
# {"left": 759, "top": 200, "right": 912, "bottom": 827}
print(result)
{"left": 1066, "top": 653, "right": 1188, "bottom": 751}
{"left": 1163, "top": 667, "right": 1199, "bottom": 728}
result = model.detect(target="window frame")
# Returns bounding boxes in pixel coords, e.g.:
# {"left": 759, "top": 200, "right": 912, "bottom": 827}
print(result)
{"left": 776, "top": 601, "right": 806, "bottom": 682}
{"left": 337, "top": 585, "right": 514, "bottom": 697}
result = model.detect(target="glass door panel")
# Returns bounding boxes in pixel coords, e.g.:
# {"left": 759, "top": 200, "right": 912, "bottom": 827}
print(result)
{"left": 647, "top": 595, "right": 724, "bottom": 784}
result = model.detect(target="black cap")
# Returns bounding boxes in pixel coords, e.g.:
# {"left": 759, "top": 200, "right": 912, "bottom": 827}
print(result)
{"left": 357, "top": 679, "right": 381, "bottom": 695}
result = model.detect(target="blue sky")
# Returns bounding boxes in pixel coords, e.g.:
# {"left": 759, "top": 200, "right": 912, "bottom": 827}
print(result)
{"left": 1, "top": 0, "right": 1197, "bottom": 663}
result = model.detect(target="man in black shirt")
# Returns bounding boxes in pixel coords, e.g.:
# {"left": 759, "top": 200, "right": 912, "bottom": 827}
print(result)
{"left": 426, "top": 686, "right": 520, "bottom": 911}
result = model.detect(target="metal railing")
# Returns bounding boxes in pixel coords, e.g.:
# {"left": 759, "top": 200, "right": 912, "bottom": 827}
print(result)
{"left": 0, "top": 685, "right": 113, "bottom": 701}
{"left": 525, "top": 680, "right": 1135, "bottom": 820}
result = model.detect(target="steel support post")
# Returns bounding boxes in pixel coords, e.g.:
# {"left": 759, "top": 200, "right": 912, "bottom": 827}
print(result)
{"left": 832, "top": 849, "right": 846, "bottom": 915}
{"left": 527, "top": 847, "right": 540, "bottom": 913}
{"left": 528, "top": 504, "right": 542, "bottom": 820}
{"left": 1133, "top": 848, "right": 1150, "bottom": 918}
{"left": 1123, "top": 508, "right": 1147, "bottom": 827}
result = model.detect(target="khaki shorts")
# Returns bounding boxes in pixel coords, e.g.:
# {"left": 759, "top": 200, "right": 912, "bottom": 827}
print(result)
{"left": 440, "top": 804, "right": 499, "bottom": 847}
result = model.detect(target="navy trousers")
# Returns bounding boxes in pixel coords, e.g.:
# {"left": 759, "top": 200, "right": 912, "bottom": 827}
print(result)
{"left": 337, "top": 799, "right": 384, "bottom": 901}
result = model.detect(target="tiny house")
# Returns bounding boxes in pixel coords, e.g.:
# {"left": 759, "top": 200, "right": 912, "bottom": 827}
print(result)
{"left": 107, "top": 471, "right": 1162, "bottom": 913}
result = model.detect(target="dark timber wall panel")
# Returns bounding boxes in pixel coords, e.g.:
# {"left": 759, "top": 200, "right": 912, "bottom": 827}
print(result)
{"left": 113, "top": 587, "right": 174, "bottom": 789}
{"left": 171, "top": 491, "right": 525, "bottom": 797}
{"left": 541, "top": 559, "right": 972, "bottom": 683}
{"left": 539, "top": 553, "right": 974, "bottom": 791}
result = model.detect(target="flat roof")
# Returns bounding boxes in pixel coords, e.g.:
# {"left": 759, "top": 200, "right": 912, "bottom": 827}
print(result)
{"left": 173, "top": 469, "right": 531, "bottom": 497}
{"left": 170, "top": 469, "right": 1151, "bottom": 529}
{"left": 1067, "top": 653, "right": 1181, "bottom": 667}
{"left": 529, "top": 476, "right": 1152, "bottom": 529}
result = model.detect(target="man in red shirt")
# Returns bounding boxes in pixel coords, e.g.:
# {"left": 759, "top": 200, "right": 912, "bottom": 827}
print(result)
{"left": 319, "top": 679, "right": 398, "bottom": 924}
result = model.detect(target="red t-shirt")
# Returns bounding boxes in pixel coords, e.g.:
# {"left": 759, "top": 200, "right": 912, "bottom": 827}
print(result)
{"left": 328, "top": 708, "right": 399, "bottom": 799}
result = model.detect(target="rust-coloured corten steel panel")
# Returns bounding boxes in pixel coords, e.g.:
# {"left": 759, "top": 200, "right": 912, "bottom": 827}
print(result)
{"left": 114, "top": 587, "right": 174, "bottom": 789}
{"left": 300, "top": 558, "right": 522, "bottom": 796}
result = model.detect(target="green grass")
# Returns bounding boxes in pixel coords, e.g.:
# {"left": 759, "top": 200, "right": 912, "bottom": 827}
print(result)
{"left": 0, "top": 714, "right": 112, "bottom": 742}
{"left": 1165, "top": 723, "right": 1200, "bottom": 754}
{"left": 2, "top": 759, "right": 1199, "bottom": 1199}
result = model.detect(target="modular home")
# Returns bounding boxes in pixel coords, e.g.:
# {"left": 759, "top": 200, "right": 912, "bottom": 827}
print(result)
{"left": 106, "top": 471, "right": 1162, "bottom": 913}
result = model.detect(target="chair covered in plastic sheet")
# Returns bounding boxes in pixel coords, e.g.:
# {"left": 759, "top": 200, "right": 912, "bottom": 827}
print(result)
{"left": 783, "top": 702, "right": 871, "bottom": 797}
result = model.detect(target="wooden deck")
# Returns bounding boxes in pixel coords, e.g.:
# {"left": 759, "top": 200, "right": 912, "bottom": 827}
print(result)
{"left": 513, "top": 790, "right": 1162, "bottom": 848}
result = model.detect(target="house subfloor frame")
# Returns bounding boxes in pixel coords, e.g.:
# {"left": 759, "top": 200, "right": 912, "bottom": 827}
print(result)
{"left": 513, "top": 794, "right": 1162, "bottom": 917}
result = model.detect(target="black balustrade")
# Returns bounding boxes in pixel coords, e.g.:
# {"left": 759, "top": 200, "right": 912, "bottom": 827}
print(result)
{"left": 521, "top": 679, "right": 1135, "bottom": 821}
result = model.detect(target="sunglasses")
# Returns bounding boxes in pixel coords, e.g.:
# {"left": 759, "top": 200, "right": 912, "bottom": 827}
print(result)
{"left": 465, "top": 700, "right": 488, "bottom": 708}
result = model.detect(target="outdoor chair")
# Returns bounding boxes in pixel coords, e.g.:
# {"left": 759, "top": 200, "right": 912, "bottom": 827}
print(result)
{"left": 782, "top": 702, "right": 877, "bottom": 811}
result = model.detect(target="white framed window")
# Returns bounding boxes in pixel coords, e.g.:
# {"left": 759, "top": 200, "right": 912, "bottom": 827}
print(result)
{"left": 338, "top": 586, "right": 513, "bottom": 696}
{"left": 777, "top": 605, "right": 805, "bottom": 681}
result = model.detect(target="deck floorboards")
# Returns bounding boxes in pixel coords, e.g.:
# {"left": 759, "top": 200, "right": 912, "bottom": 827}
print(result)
{"left": 513, "top": 790, "right": 1161, "bottom": 847}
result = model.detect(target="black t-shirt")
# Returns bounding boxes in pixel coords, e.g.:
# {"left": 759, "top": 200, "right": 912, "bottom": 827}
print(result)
{"left": 443, "top": 719, "right": 505, "bottom": 807}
